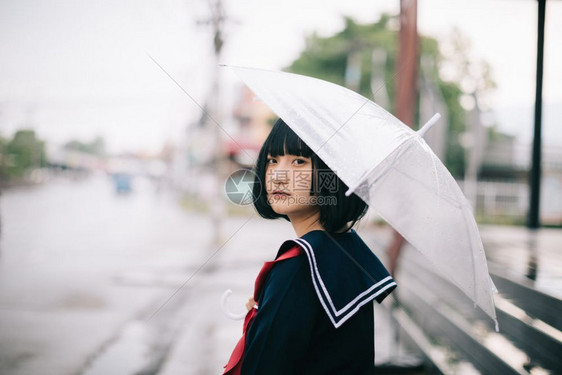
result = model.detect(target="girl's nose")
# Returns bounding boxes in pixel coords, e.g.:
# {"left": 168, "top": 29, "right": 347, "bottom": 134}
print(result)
{"left": 270, "top": 166, "right": 290, "bottom": 183}
{"left": 269, "top": 161, "right": 290, "bottom": 181}
{"left": 271, "top": 173, "right": 288, "bottom": 186}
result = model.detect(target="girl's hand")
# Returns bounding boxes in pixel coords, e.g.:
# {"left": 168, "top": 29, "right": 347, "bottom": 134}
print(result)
{"left": 245, "top": 297, "right": 256, "bottom": 311}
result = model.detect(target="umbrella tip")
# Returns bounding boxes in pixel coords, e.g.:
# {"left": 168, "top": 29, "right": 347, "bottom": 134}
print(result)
{"left": 417, "top": 113, "right": 441, "bottom": 138}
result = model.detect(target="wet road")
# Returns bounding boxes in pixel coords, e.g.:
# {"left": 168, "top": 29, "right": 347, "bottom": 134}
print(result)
{"left": 0, "top": 171, "right": 301, "bottom": 375}
{"left": 480, "top": 225, "right": 562, "bottom": 299}
{"left": 0, "top": 172, "right": 216, "bottom": 374}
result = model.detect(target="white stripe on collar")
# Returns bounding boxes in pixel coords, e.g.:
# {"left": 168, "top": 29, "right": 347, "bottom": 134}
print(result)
{"left": 293, "top": 238, "right": 396, "bottom": 328}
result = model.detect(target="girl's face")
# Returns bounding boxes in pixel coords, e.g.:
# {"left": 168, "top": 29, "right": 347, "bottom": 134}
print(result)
{"left": 265, "top": 153, "right": 319, "bottom": 218}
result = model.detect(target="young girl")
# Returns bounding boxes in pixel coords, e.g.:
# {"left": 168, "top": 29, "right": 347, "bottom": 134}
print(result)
{"left": 223, "top": 118, "right": 397, "bottom": 374}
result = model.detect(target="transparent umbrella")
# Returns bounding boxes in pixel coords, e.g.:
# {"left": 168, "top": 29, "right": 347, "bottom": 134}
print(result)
{"left": 225, "top": 65, "right": 498, "bottom": 329}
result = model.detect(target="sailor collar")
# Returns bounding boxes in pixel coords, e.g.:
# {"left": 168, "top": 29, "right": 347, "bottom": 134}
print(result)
{"left": 275, "top": 229, "right": 397, "bottom": 329}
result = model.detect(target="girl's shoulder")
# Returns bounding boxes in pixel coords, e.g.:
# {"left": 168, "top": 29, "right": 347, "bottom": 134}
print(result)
{"left": 276, "top": 229, "right": 396, "bottom": 328}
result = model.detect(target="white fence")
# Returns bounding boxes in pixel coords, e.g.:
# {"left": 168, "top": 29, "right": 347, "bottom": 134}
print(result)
{"left": 457, "top": 180, "right": 562, "bottom": 225}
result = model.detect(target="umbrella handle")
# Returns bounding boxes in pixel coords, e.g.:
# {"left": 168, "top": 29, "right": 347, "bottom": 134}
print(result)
{"left": 417, "top": 113, "right": 441, "bottom": 138}
{"left": 221, "top": 289, "right": 247, "bottom": 320}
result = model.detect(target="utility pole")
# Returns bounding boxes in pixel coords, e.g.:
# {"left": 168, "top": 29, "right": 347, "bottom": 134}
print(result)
{"left": 199, "top": 0, "right": 227, "bottom": 247}
{"left": 463, "top": 92, "right": 487, "bottom": 213}
{"left": 395, "top": 0, "right": 418, "bottom": 128}
{"left": 528, "top": 0, "right": 546, "bottom": 229}
{"left": 387, "top": 0, "right": 418, "bottom": 277}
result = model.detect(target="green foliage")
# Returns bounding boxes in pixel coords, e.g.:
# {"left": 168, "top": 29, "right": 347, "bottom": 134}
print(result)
{"left": 0, "top": 134, "right": 8, "bottom": 183}
{"left": 438, "top": 80, "right": 466, "bottom": 177}
{"left": 64, "top": 136, "right": 106, "bottom": 156}
{"left": 0, "top": 129, "right": 46, "bottom": 181}
{"left": 289, "top": 15, "right": 397, "bottom": 104}
{"left": 286, "top": 15, "right": 491, "bottom": 178}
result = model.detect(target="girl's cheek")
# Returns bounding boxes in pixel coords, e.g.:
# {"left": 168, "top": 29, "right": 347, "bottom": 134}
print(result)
{"left": 294, "top": 182, "right": 310, "bottom": 192}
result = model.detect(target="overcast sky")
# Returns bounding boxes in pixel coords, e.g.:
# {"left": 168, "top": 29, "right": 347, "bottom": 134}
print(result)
{"left": 0, "top": 0, "right": 561, "bottom": 154}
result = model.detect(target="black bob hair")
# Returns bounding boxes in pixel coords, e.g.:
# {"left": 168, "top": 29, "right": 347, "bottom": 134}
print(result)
{"left": 252, "top": 118, "right": 368, "bottom": 234}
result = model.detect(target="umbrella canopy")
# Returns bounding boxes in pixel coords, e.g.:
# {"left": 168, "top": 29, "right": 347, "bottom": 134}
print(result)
{"left": 225, "top": 65, "right": 498, "bottom": 329}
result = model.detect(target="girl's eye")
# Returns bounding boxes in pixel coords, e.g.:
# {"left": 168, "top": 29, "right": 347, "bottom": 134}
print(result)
{"left": 266, "top": 157, "right": 307, "bottom": 165}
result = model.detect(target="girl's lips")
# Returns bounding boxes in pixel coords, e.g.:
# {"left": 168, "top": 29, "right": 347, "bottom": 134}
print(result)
{"left": 271, "top": 191, "right": 290, "bottom": 196}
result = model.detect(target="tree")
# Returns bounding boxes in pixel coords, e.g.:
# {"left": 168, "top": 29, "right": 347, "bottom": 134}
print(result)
{"left": 64, "top": 136, "right": 106, "bottom": 156}
{"left": 286, "top": 15, "right": 493, "bottom": 178}
{"left": 0, "top": 129, "right": 46, "bottom": 180}
{"left": 0, "top": 133, "right": 9, "bottom": 184}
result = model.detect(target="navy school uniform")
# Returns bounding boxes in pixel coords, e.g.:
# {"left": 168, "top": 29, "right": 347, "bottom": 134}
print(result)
{"left": 227, "top": 229, "right": 397, "bottom": 375}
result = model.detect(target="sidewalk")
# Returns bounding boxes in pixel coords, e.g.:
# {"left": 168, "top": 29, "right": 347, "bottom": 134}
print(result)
{"left": 156, "top": 219, "right": 562, "bottom": 375}
{"left": 479, "top": 224, "right": 562, "bottom": 299}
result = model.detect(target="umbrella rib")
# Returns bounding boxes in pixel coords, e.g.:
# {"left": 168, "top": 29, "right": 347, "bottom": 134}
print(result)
{"left": 426, "top": 140, "right": 442, "bottom": 200}
{"left": 461, "top": 204, "right": 490, "bottom": 315}
{"left": 357, "top": 136, "right": 462, "bottom": 209}
{"left": 347, "top": 136, "right": 451, "bottom": 206}
{"left": 346, "top": 135, "right": 415, "bottom": 197}
{"left": 389, "top": 166, "right": 463, "bottom": 209}
{"left": 315, "top": 99, "right": 370, "bottom": 153}
{"left": 316, "top": 49, "right": 418, "bottom": 154}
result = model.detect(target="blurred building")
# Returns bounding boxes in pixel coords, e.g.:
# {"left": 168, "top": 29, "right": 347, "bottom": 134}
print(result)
{"left": 419, "top": 62, "right": 562, "bottom": 226}
{"left": 226, "top": 85, "right": 274, "bottom": 168}
{"left": 170, "top": 85, "right": 274, "bottom": 201}
{"left": 46, "top": 142, "right": 105, "bottom": 174}
{"left": 461, "top": 135, "right": 562, "bottom": 226}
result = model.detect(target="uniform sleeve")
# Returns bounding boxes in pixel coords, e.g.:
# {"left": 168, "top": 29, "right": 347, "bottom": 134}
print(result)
{"left": 241, "top": 255, "right": 319, "bottom": 375}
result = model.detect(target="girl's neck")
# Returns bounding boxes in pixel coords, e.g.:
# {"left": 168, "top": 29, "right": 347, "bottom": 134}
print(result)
{"left": 289, "top": 211, "right": 325, "bottom": 237}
